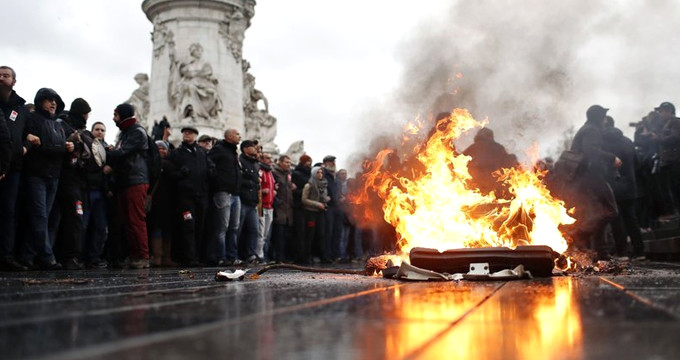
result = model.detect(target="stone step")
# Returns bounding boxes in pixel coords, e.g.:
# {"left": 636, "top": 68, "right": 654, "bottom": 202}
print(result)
{"left": 644, "top": 237, "right": 680, "bottom": 261}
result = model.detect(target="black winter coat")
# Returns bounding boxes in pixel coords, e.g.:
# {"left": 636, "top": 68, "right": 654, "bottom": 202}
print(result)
{"left": 657, "top": 117, "right": 680, "bottom": 166}
{"left": 603, "top": 128, "right": 637, "bottom": 201}
{"left": 0, "top": 90, "right": 28, "bottom": 173}
{"left": 23, "top": 88, "right": 66, "bottom": 179}
{"left": 208, "top": 140, "right": 241, "bottom": 194}
{"left": 107, "top": 121, "right": 149, "bottom": 189}
{"left": 571, "top": 120, "right": 616, "bottom": 177}
{"left": 0, "top": 107, "right": 10, "bottom": 175}
{"left": 168, "top": 141, "right": 213, "bottom": 197}
{"left": 323, "top": 168, "right": 339, "bottom": 207}
{"left": 291, "top": 164, "right": 311, "bottom": 209}
{"left": 239, "top": 153, "right": 260, "bottom": 206}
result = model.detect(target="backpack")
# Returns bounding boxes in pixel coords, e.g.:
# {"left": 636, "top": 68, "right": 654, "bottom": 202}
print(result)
{"left": 146, "top": 134, "right": 162, "bottom": 189}
{"left": 553, "top": 150, "right": 585, "bottom": 181}
{"left": 135, "top": 126, "right": 162, "bottom": 190}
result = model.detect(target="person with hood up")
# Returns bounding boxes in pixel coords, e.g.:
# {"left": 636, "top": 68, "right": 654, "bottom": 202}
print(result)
{"left": 21, "top": 88, "right": 72, "bottom": 270}
{"left": 569, "top": 105, "right": 621, "bottom": 260}
{"left": 462, "top": 127, "right": 518, "bottom": 197}
{"left": 300, "top": 166, "right": 329, "bottom": 265}
{"left": 106, "top": 103, "right": 150, "bottom": 269}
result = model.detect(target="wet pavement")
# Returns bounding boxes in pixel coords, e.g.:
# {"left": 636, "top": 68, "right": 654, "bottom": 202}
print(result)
{"left": 1, "top": 262, "right": 680, "bottom": 360}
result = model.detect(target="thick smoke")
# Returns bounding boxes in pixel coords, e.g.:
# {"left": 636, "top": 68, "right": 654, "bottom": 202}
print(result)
{"left": 351, "top": 0, "right": 680, "bottom": 166}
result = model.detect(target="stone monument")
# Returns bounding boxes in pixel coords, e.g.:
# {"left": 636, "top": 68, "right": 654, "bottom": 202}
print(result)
{"left": 139, "top": 0, "right": 279, "bottom": 149}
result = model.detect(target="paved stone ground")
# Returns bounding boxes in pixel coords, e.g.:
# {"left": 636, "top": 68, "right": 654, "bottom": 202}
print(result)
{"left": 1, "top": 261, "right": 679, "bottom": 360}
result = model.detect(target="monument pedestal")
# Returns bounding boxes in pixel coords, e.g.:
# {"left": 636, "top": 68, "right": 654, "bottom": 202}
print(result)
{"left": 142, "top": 0, "right": 255, "bottom": 142}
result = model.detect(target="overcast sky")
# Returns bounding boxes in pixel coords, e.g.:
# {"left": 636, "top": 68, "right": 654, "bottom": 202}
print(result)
{"left": 3, "top": 0, "right": 680, "bottom": 171}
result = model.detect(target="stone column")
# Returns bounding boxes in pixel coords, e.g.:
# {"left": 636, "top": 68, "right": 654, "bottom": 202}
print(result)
{"left": 142, "top": 0, "right": 255, "bottom": 141}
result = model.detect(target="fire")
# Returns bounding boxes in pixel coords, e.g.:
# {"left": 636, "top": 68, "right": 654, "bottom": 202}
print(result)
{"left": 351, "top": 109, "right": 574, "bottom": 257}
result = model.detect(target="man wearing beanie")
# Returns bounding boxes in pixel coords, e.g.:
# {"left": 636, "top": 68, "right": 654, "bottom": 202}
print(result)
{"left": 106, "top": 103, "right": 151, "bottom": 268}
{"left": 49, "top": 98, "right": 93, "bottom": 270}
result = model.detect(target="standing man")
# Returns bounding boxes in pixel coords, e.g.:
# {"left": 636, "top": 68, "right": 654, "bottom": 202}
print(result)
{"left": 106, "top": 103, "right": 150, "bottom": 269}
{"left": 322, "top": 155, "right": 342, "bottom": 262}
{"left": 570, "top": 105, "right": 621, "bottom": 260}
{"left": 0, "top": 66, "right": 28, "bottom": 271}
{"left": 272, "top": 155, "right": 295, "bottom": 263}
{"left": 238, "top": 139, "right": 261, "bottom": 264}
{"left": 50, "top": 98, "right": 92, "bottom": 270}
{"left": 22, "top": 88, "right": 71, "bottom": 270}
{"left": 257, "top": 152, "right": 275, "bottom": 261}
{"left": 208, "top": 128, "right": 242, "bottom": 265}
{"left": 602, "top": 117, "right": 645, "bottom": 260}
{"left": 197, "top": 134, "right": 214, "bottom": 151}
{"left": 167, "top": 126, "right": 212, "bottom": 266}
{"left": 292, "top": 154, "right": 312, "bottom": 260}
{"left": 653, "top": 102, "right": 680, "bottom": 219}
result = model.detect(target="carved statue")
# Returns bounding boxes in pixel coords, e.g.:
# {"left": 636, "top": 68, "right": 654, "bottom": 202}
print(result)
{"left": 168, "top": 43, "right": 223, "bottom": 122}
{"left": 220, "top": 8, "right": 249, "bottom": 61}
{"left": 284, "top": 141, "right": 306, "bottom": 165}
{"left": 243, "top": 72, "right": 269, "bottom": 113}
{"left": 152, "top": 18, "right": 173, "bottom": 58}
{"left": 126, "top": 73, "right": 150, "bottom": 124}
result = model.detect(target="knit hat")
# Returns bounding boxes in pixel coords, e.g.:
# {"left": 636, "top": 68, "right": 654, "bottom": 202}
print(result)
{"left": 69, "top": 98, "right": 91, "bottom": 116}
{"left": 299, "top": 154, "right": 312, "bottom": 165}
{"left": 114, "top": 103, "right": 135, "bottom": 120}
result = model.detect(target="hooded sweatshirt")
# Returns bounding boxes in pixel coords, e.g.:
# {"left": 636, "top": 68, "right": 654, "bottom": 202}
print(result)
{"left": 23, "top": 88, "right": 66, "bottom": 179}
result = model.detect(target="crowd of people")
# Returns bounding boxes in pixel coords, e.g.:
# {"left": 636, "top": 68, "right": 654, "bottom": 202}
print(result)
{"left": 2, "top": 62, "right": 677, "bottom": 271}
{"left": 0, "top": 65, "right": 372, "bottom": 271}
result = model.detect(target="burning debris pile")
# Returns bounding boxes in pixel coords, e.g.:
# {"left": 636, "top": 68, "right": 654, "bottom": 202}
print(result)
{"left": 349, "top": 109, "right": 577, "bottom": 274}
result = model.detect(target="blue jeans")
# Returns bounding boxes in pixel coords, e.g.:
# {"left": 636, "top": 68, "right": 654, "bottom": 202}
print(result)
{"left": 23, "top": 176, "right": 59, "bottom": 264}
{"left": 82, "top": 190, "right": 108, "bottom": 263}
{"left": 0, "top": 172, "right": 21, "bottom": 259}
{"left": 338, "top": 222, "right": 351, "bottom": 260}
{"left": 239, "top": 204, "right": 260, "bottom": 258}
{"left": 212, "top": 192, "right": 241, "bottom": 261}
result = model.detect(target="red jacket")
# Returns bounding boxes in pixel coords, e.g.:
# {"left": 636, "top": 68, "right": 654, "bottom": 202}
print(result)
{"left": 259, "top": 164, "right": 275, "bottom": 209}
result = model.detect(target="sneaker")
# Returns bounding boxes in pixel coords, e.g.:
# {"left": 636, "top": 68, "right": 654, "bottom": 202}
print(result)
{"left": 247, "top": 255, "right": 260, "bottom": 265}
{"left": 36, "top": 260, "right": 63, "bottom": 271}
{"left": 128, "top": 259, "right": 150, "bottom": 269}
{"left": 87, "top": 260, "right": 108, "bottom": 269}
{"left": 62, "top": 258, "right": 84, "bottom": 270}
{"left": 0, "top": 258, "right": 29, "bottom": 271}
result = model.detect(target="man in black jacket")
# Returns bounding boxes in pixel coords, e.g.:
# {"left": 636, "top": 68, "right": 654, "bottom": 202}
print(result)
{"left": 570, "top": 105, "right": 621, "bottom": 260}
{"left": 239, "top": 139, "right": 261, "bottom": 263}
{"left": 167, "top": 126, "right": 213, "bottom": 265}
{"left": 21, "top": 88, "right": 72, "bottom": 270}
{"left": 207, "top": 128, "right": 242, "bottom": 265}
{"left": 0, "top": 66, "right": 29, "bottom": 271}
{"left": 603, "top": 117, "right": 645, "bottom": 260}
{"left": 49, "top": 98, "right": 92, "bottom": 270}
{"left": 106, "top": 103, "right": 150, "bottom": 269}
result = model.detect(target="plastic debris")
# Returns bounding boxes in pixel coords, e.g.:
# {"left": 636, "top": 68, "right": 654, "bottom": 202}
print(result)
{"left": 215, "top": 269, "right": 248, "bottom": 281}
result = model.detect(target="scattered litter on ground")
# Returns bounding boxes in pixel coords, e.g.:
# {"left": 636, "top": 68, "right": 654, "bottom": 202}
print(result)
{"left": 21, "top": 278, "right": 92, "bottom": 286}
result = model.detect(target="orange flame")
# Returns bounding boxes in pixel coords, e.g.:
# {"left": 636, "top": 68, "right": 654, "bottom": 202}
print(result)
{"left": 352, "top": 109, "right": 574, "bottom": 256}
